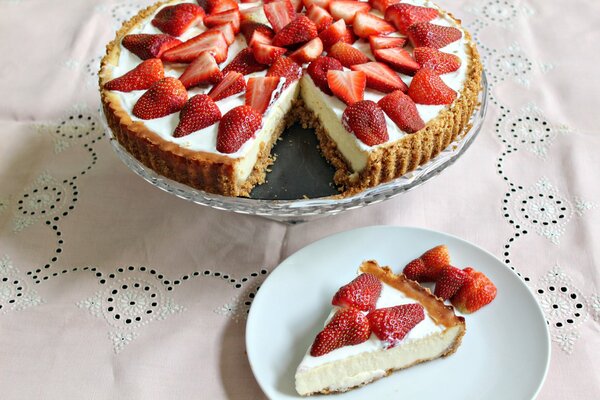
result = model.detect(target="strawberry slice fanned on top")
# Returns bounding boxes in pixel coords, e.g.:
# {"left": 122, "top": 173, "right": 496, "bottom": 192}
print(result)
{"left": 161, "top": 30, "right": 229, "bottom": 63}
{"left": 122, "top": 34, "right": 182, "bottom": 60}
{"left": 151, "top": 3, "right": 205, "bottom": 37}
{"left": 251, "top": 42, "right": 287, "bottom": 65}
{"left": 105, "top": 58, "right": 164, "bottom": 92}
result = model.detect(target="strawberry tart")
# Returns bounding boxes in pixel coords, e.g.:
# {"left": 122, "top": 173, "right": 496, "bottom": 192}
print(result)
{"left": 100, "top": 0, "right": 482, "bottom": 197}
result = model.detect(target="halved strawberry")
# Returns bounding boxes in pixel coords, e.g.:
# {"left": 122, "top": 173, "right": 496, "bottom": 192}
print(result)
{"left": 318, "top": 18, "right": 346, "bottom": 50}
{"left": 408, "top": 68, "right": 456, "bottom": 105}
{"left": 368, "top": 0, "right": 401, "bottom": 13}
{"left": 132, "top": 77, "right": 187, "bottom": 120}
{"left": 352, "top": 11, "right": 395, "bottom": 38}
{"left": 249, "top": 30, "right": 274, "bottom": 47}
{"left": 289, "top": 0, "right": 304, "bottom": 12}
{"left": 402, "top": 258, "right": 425, "bottom": 281}
{"left": 173, "top": 94, "right": 221, "bottom": 137}
{"left": 240, "top": 21, "right": 274, "bottom": 43}
{"left": 204, "top": 9, "right": 241, "bottom": 32}
{"left": 341, "top": 26, "right": 358, "bottom": 45}
{"left": 208, "top": 71, "right": 246, "bottom": 101}
{"left": 264, "top": 0, "right": 296, "bottom": 32}
{"left": 209, "top": 22, "right": 235, "bottom": 45}
{"left": 378, "top": 89, "right": 425, "bottom": 133}
{"left": 179, "top": 52, "right": 223, "bottom": 89}
{"left": 302, "top": 0, "right": 330, "bottom": 10}
{"left": 367, "top": 304, "right": 425, "bottom": 347}
{"left": 289, "top": 37, "right": 323, "bottom": 64}
{"left": 307, "top": 56, "right": 343, "bottom": 95}
{"left": 310, "top": 308, "right": 371, "bottom": 357}
{"left": 327, "top": 70, "right": 366, "bottom": 105}
{"left": 451, "top": 267, "right": 497, "bottom": 313}
{"left": 105, "top": 58, "right": 164, "bottom": 92}
{"left": 332, "top": 273, "right": 382, "bottom": 311}
{"left": 329, "top": 0, "right": 371, "bottom": 24}
{"left": 407, "top": 22, "right": 462, "bottom": 49}
{"left": 306, "top": 4, "right": 333, "bottom": 32}
{"left": 342, "top": 100, "right": 388, "bottom": 146}
{"left": 207, "top": 0, "right": 238, "bottom": 14}
{"left": 328, "top": 42, "right": 369, "bottom": 68}
{"left": 122, "top": 34, "right": 182, "bottom": 60}
{"left": 266, "top": 56, "right": 303, "bottom": 89}
{"left": 384, "top": 3, "right": 438, "bottom": 35}
{"left": 434, "top": 266, "right": 468, "bottom": 300}
{"left": 152, "top": 3, "right": 205, "bottom": 37}
{"left": 245, "top": 76, "right": 281, "bottom": 114}
{"left": 272, "top": 15, "right": 318, "bottom": 47}
{"left": 222, "top": 48, "right": 268, "bottom": 75}
{"left": 216, "top": 105, "right": 263, "bottom": 153}
{"left": 350, "top": 61, "right": 407, "bottom": 93}
{"left": 373, "top": 47, "right": 419, "bottom": 75}
{"left": 413, "top": 46, "right": 461, "bottom": 74}
{"left": 368, "top": 34, "right": 406, "bottom": 51}
{"left": 161, "top": 30, "right": 228, "bottom": 63}
{"left": 420, "top": 244, "right": 451, "bottom": 281}
{"left": 251, "top": 42, "right": 287, "bottom": 65}
{"left": 240, "top": 5, "right": 269, "bottom": 25}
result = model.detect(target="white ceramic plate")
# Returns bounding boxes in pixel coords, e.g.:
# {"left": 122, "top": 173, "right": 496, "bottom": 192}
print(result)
{"left": 246, "top": 226, "right": 550, "bottom": 400}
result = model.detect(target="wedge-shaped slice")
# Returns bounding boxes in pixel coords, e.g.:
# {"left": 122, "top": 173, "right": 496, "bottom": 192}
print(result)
{"left": 329, "top": 0, "right": 371, "bottom": 24}
{"left": 295, "top": 260, "right": 466, "bottom": 396}
{"left": 161, "top": 30, "right": 228, "bottom": 63}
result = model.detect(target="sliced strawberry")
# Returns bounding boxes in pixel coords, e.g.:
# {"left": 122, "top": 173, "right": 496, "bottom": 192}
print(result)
{"left": 222, "top": 48, "right": 268, "bottom": 75}
{"left": 368, "top": 0, "right": 401, "bottom": 14}
{"left": 350, "top": 61, "right": 407, "bottom": 93}
{"left": 105, "top": 58, "right": 164, "bottom": 92}
{"left": 178, "top": 52, "right": 223, "bottom": 89}
{"left": 413, "top": 46, "right": 461, "bottom": 74}
{"left": 402, "top": 258, "right": 425, "bottom": 281}
{"left": 204, "top": 9, "right": 241, "bottom": 32}
{"left": 373, "top": 47, "right": 419, "bottom": 75}
{"left": 378, "top": 89, "right": 425, "bottom": 133}
{"left": 249, "top": 30, "right": 274, "bottom": 47}
{"left": 328, "top": 42, "right": 369, "bottom": 68}
{"left": 152, "top": 3, "right": 205, "bottom": 37}
{"left": 209, "top": 22, "right": 235, "bottom": 45}
{"left": 245, "top": 76, "right": 281, "bottom": 114}
{"left": 329, "top": 0, "right": 371, "bottom": 24}
{"left": 161, "top": 30, "right": 228, "bottom": 63}
{"left": 302, "top": 0, "right": 330, "bottom": 10}
{"left": 341, "top": 26, "right": 358, "bottom": 45}
{"left": 240, "top": 21, "right": 274, "bottom": 43}
{"left": 289, "top": 37, "right": 323, "bottom": 64}
{"left": 208, "top": 71, "right": 246, "bottom": 101}
{"left": 122, "top": 34, "right": 182, "bottom": 60}
{"left": 173, "top": 94, "right": 221, "bottom": 137}
{"left": 251, "top": 42, "right": 287, "bottom": 65}
{"left": 264, "top": 1, "right": 296, "bottom": 32}
{"left": 289, "top": 0, "right": 304, "bottom": 12}
{"left": 217, "top": 105, "right": 263, "bottom": 153}
{"left": 266, "top": 56, "right": 302, "bottom": 89}
{"left": 420, "top": 244, "right": 451, "bottom": 281}
{"left": 318, "top": 18, "right": 346, "bottom": 50}
{"left": 310, "top": 308, "right": 371, "bottom": 357}
{"left": 332, "top": 273, "right": 382, "bottom": 311}
{"left": 451, "top": 267, "right": 497, "bottom": 313}
{"left": 368, "top": 34, "right": 406, "bottom": 51}
{"left": 384, "top": 3, "right": 438, "bottom": 35}
{"left": 306, "top": 56, "right": 343, "bottom": 95}
{"left": 132, "top": 77, "right": 187, "bottom": 120}
{"left": 352, "top": 11, "right": 395, "bottom": 38}
{"left": 367, "top": 304, "right": 425, "bottom": 347}
{"left": 327, "top": 70, "right": 366, "bottom": 105}
{"left": 342, "top": 100, "right": 388, "bottom": 146}
{"left": 240, "top": 5, "right": 269, "bottom": 25}
{"left": 272, "top": 15, "right": 318, "bottom": 47}
{"left": 407, "top": 22, "right": 462, "bottom": 49}
{"left": 408, "top": 68, "right": 456, "bottom": 105}
{"left": 434, "top": 266, "right": 468, "bottom": 300}
{"left": 207, "top": 0, "right": 238, "bottom": 14}
{"left": 306, "top": 4, "right": 333, "bottom": 32}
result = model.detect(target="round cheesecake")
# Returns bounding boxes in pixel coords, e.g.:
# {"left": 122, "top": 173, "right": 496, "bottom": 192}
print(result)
{"left": 100, "top": 0, "right": 482, "bottom": 197}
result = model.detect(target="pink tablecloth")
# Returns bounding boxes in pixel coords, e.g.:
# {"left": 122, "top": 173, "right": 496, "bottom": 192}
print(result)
{"left": 0, "top": 0, "right": 598, "bottom": 398}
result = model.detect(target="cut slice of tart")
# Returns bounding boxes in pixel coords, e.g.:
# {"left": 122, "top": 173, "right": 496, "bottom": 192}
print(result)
{"left": 295, "top": 260, "right": 466, "bottom": 396}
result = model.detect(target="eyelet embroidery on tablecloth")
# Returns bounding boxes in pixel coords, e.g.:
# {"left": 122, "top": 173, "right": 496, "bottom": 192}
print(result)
{"left": 0, "top": 256, "right": 43, "bottom": 313}
{"left": 465, "top": 0, "right": 534, "bottom": 30}
{"left": 213, "top": 269, "right": 269, "bottom": 323}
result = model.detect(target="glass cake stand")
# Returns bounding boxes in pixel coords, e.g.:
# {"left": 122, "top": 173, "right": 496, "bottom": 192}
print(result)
{"left": 106, "top": 72, "right": 488, "bottom": 223}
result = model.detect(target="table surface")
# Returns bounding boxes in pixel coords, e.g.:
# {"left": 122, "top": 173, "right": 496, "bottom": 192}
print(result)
{"left": 0, "top": 0, "right": 599, "bottom": 399}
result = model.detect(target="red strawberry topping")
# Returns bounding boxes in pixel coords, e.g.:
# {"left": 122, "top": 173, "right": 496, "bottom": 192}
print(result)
{"left": 327, "top": 70, "right": 366, "bottom": 105}
{"left": 407, "top": 22, "right": 462, "bottom": 49}
{"left": 266, "top": 56, "right": 302, "bottom": 89}
{"left": 208, "top": 71, "right": 246, "bottom": 101}
{"left": 152, "top": 3, "right": 205, "bottom": 37}
{"left": 402, "top": 258, "right": 425, "bottom": 281}
{"left": 122, "top": 34, "right": 182, "bottom": 60}
{"left": 368, "top": 0, "right": 401, "bottom": 14}
{"left": 342, "top": 100, "right": 389, "bottom": 146}
{"left": 240, "top": 21, "right": 275, "bottom": 44}
{"left": 222, "top": 48, "right": 268, "bottom": 75}
{"left": 204, "top": 9, "right": 241, "bottom": 32}
{"left": 434, "top": 266, "right": 468, "bottom": 300}
{"left": 367, "top": 304, "right": 425, "bottom": 347}
{"left": 179, "top": 52, "right": 223, "bottom": 89}
{"left": 251, "top": 42, "right": 287, "bottom": 65}
{"left": 402, "top": 244, "right": 451, "bottom": 282}
{"left": 239, "top": 5, "right": 269, "bottom": 24}
{"left": 132, "top": 77, "right": 187, "bottom": 120}
{"left": 350, "top": 61, "right": 408, "bottom": 93}
{"left": 209, "top": 22, "right": 236, "bottom": 45}
{"left": 105, "top": 58, "right": 164, "bottom": 92}
{"left": 413, "top": 46, "right": 461, "bottom": 74}
{"left": 368, "top": 34, "right": 406, "bottom": 51}
{"left": 217, "top": 105, "right": 263, "bottom": 153}
{"left": 272, "top": 15, "right": 318, "bottom": 47}
{"left": 373, "top": 47, "right": 420, "bottom": 75}
{"left": 451, "top": 267, "right": 497, "bottom": 313}
{"left": 173, "top": 94, "right": 221, "bottom": 138}
{"left": 352, "top": 11, "right": 395, "bottom": 39}
{"left": 306, "top": 56, "right": 343, "bottom": 95}
{"left": 289, "top": 37, "right": 324, "bottom": 64}
{"left": 245, "top": 76, "right": 281, "bottom": 114}
{"left": 248, "top": 30, "right": 274, "bottom": 47}
{"left": 332, "top": 273, "right": 383, "bottom": 312}
{"left": 384, "top": 3, "right": 438, "bottom": 35}
{"left": 328, "top": 42, "right": 369, "bottom": 68}
{"left": 329, "top": 0, "right": 371, "bottom": 24}
{"left": 161, "top": 30, "right": 228, "bottom": 63}
{"left": 302, "top": 0, "right": 330, "bottom": 9}
{"left": 310, "top": 308, "right": 371, "bottom": 357}
{"left": 318, "top": 18, "right": 346, "bottom": 50}
{"left": 207, "top": 0, "right": 239, "bottom": 15}
{"left": 306, "top": 4, "right": 333, "bottom": 32}
{"left": 408, "top": 68, "right": 456, "bottom": 105}
{"left": 264, "top": 0, "right": 296, "bottom": 32}
{"left": 378, "top": 89, "right": 425, "bottom": 133}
